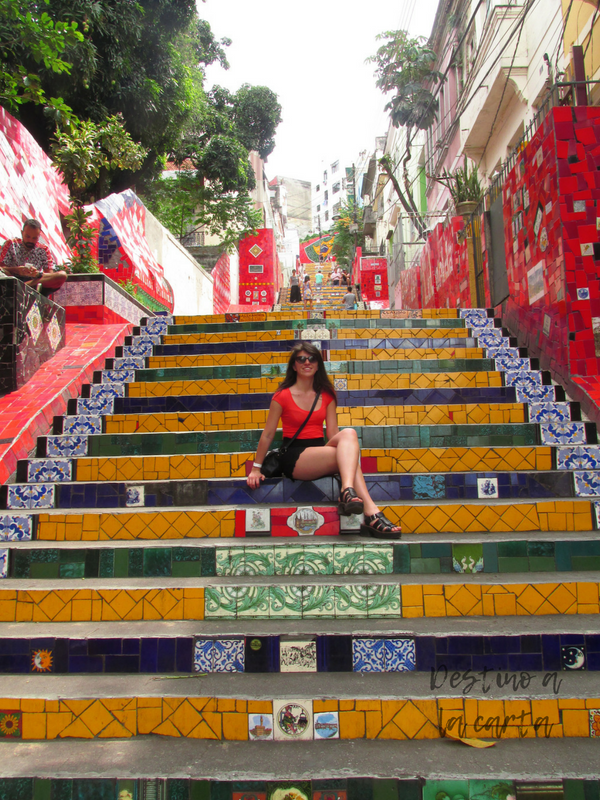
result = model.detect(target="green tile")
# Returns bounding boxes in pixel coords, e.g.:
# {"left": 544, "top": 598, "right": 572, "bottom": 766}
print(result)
{"left": 373, "top": 780, "right": 398, "bottom": 800}
{"left": 59, "top": 563, "right": 85, "bottom": 578}
{"left": 528, "top": 557, "right": 556, "bottom": 572}
{"left": 201, "top": 547, "right": 216, "bottom": 576}
{"left": 452, "top": 543, "right": 484, "bottom": 573}
{"left": 241, "top": 546, "right": 274, "bottom": 576}
{"left": 303, "top": 544, "right": 334, "bottom": 575}
{"left": 410, "top": 558, "right": 440, "bottom": 574}
{"left": 408, "top": 543, "right": 421, "bottom": 557}
{"left": 128, "top": 548, "right": 143, "bottom": 577}
{"left": 393, "top": 544, "right": 410, "bottom": 574}
{"left": 172, "top": 547, "right": 200, "bottom": 562}
{"left": 98, "top": 550, "right": 114, "bottom": 578}
{"left": 527, "top": 541, "right": 555, "bottom": 557}
{"left": 303, "top": 585, "right": 336, "bottom": 617}
{"left": 572, "top": 556, "right": 600, "bottom": 571}
{"left": 33, "top": 779, "right": 51, "bottom": 800}
{"left": 497, "top": 540, "right": 527, "bottom": 558}
{"left": 274, "top": 545, "right": 304, "bottom": 576}
{"left": 0, "top": 779, "right": 34, "bottom": 800}
{"left": 204, "top": 586, "right": 237, "bottom": 619}
{"left": 367, "top": 584, "right": 401, "bottom": 618}
{"left": 84, "top": 550, "right": 100, "bottom": 578}
{"left": 59, "top": 549, "right": 86, "bottom": 563}
{"left": 143, "top": 548, "right": 172, "bottom": 577}
{"left": 31, "top": 550, "right": 59, "bottom": 562}
{"left": 497, "top": 557, "right": 530, "bottom": 573}
{"left": 12, "top": 551, "right": 31, "bottom": 578}
{"left": 333, "top": 543, "right": 363, "bottom": 574}
{"left": 171, "top": 562, "right": 202, "bottom": 577}
{"left": 30, "top": 563, "right": 59, "bottom": 579}
{"left": 555, "top": 542, "right": 572, "bottom": 571}
{"left": 236, "top": 585, "right": 270, "bottom": 618}
{"left": 421, "top": 542, "right": 452, "bottom": 558}
{"left": 114, "top": 548, "right": 129, "bottom": 578}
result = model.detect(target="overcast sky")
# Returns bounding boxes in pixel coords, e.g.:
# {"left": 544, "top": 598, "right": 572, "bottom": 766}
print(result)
{"left": 200, "top": 0, "right": 439, "bottom": 184}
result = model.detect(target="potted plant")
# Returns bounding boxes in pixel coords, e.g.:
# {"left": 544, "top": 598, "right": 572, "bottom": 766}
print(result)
{"left": 433, "top": 155, "right": 483, "bottom": 216}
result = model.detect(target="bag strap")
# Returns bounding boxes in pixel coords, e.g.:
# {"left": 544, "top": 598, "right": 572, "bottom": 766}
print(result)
{"left": 280, "top": 391, "right": 321, "bottom": 453}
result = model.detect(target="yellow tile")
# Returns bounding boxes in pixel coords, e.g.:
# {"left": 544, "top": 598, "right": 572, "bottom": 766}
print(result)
{"left": 561, "top": 710, "right": 589, "bottom": 737}
{"left": 339, "top": 711, "right": 365, "bottom": 739}
{"left": 222, "top": 713, "right": 248, "bottom": 740}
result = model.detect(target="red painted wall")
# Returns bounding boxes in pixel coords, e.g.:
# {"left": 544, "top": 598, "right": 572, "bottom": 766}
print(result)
{"left": 238, "top": 229, "right": 280, "bottom": 308}
{"left": 212, "top": 251, "right": 231, "bottom": 314}
{"left": 359, "top": 257, "right": 389, "bottom": 306}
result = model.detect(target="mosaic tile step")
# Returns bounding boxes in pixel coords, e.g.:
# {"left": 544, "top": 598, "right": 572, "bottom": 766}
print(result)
{"left": 136, "top": 336, "right": 484, "bottom": 358}
{"left": 163, "top": 317, "right": 472, "bottom": 335}
{"left": 6, "top": 469, "right": 583, "bottom": 512}
{"left": 25, "top": 498, "right": 595, "bottom": 540}
{"left": 98, "top": 358, "right": 503, "bottom": 386}
{"left": 168, "top": 309, "right": 473, "bottom": 324}
{"left": 2, "top": 628, "right": 600, "bottom": 674}
{"left": 7, "top": 537, "right": 600, "bottom": 580}
{"left": 0, "top": 685, "right": 598, "bottom": 740}
{"left": 0, "top": 576, "right": 599, "bottom": 622}
{"left": 21, "top": 446, "right": 557, "bottom": 487}
{"left": 90, "top": 402, "right": 534, "bottom": 435}
{"left": 161, "top": 328, "right": 474, "bottom": 346}
{"left": 34, "top": 423, "right": 548, "bottom": 461}
{"left": 125, "top": 373, "right": 508, "bottom": 399}
{"left": 71, "top": 386, "right": 539, "bottom": 417}
{"left": 142, "top": 347, "right": 489, "bottom": 370}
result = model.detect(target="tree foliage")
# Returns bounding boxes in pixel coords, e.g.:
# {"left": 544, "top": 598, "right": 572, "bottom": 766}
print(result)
{"left": 367, "top": 30, "right": 443, "bottom": 130}
{"left": 51, "top": 114, "right": 147, "bottom": 199}
{"left": 331, "top": 202, "right": 365, "bottom": 269}
{"left": 0, "top": 0, "right": 83, "bottom": 117}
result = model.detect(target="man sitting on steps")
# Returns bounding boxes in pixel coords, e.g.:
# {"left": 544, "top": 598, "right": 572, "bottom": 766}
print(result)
{"left": 0, "top": 218, "right": 69, "bottom": 298}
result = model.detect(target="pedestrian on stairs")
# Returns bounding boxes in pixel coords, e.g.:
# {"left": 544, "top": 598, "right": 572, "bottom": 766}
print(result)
{"left": 315, "top": 268, "right": 324, "bottom": 297}
{"left": 247, "top": 342, "right": 401, "bottom": 539}
{"left": 303, "top": 275, "right": 313, "bottom": 311}
{"left": 289, "top": 269, "right": 302, "bottom": 303}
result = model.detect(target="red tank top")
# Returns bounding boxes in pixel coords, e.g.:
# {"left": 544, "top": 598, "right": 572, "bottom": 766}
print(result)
{"left": 274, "top": 387, "right": 335, "bottom": 438}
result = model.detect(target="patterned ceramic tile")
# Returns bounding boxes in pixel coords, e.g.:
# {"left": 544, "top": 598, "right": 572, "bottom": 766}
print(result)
{"left": 459, "top": 309, "right": 489, "bottom": 321}
{"left": 76, "top": 398, "right": 115, "bottom": 415}
{"left": 287, "top": 507, "right": 324, "bottom": 535}
{"left": 246, "top": 508, "right": 271, "bottom": 534}
{"left": 333, "top": 543, "right": 363, "bottom": 574}
{"left": 477, "top": 477, "right": 499, "bottom": 499}
{"left": 367, "top": 584, "right": 401, "bottom": 617}
{"left": 504, "top": 371, "right": 543, "bottom": 389}
{"left": 561, "top": 644, "right": 586, "bottom": 670}
{"left": 589, "top": 709, "right": 600, "bottom": 737}
{"left": 540, "top": 422, "right": 587, "bottom": 445}
{"left": 46, "top": 436, "right": 88, "bottom": 457}
{"left": 213, "top": 638, "right": 244, "bottom": 671}
{"left": 314, "top": 711, "right": 339, "bottom": 739}
{"left": 204, "top": 586, "right": 238, "bottom": 618}
{"left": 578, "top": 288, "right": 591, "bottom": 300}
{"left": 303, "top": 585, "right": 336, "bottom": 617}
{"left": 485, "top": 346, "right": 521, "bottom": 358}
{"left": 273, "top": 699, "right": 313, "bottom": 741}
{"left": 280, "top": 639, "right": 317, "bottom": 672}
{"left": 335, "top": 584, "right": 369, "bottom": 617}
{"left": 89, "top": 384, "right": 125, "bottom": 399}
{"left": 248, "top": 713, "right": 274, "bottom": 740}
{"left": 101, "top": 370, "right": 135, "bottom": 384}
{"left": 236, "top": 585, "right": 270, "bottom": 617}
{"left": 339, "top": 513, "right": 363, "bottom": 532}
{"left": 334, "top": 378, "right": 347, "bottom": 391}
{"left": 122, "top": 341, "right": 155, "bottom": 357}
{"left": 46, "top": 314, "right": 62, "bottom": 351}
{"left": 269, "top": 584, "right": 304, "bottom": 618}
{"left": 274, "top": 545, "right": 305, "bottom": 575}
{"left": 494, "top": 357, "right": 531, "bottom": 372}
{"left": 477, "top": 332, "right": 509, "bottom": 348}
{"left": 7, "top": 484, "right": 54, "bottom": 509}
{"left": 193, "top": 638, "right": 213, "bottom": 672}
{"left": 574, "top": 472, "right": 600, "bottom": 497}
{"left": 113, "top": 357, "right": 145, "bottom": 370}
{"left": 352, "top": 638, "right": 385, "bottom": 672}
{"left": 63, "top": 416, "right": 103, "bottom": 435}
{"left": 26, "top": 303, "right": 42, "bottom": 343}
{"left": 515, "top": 385, "right": 556, "bottom": 403}
{"left": 453, "top": 543, "right": 484, "bottom": 573}
{"left": 302, "top": 544, "right": 333, "bottom": 574}
{"left": 143, "top": 316, "right": 172, "bottom": 334}
{"left": 126, "top": 485, "right": 145, "bottom": 507}
{"left": 27, "top": 459, "right": 72, "bottom": 483}
{"left": 528, "top": 403, "right": 572, "bottom": 423}
{"left": 384, "top": 638, "right": 416, "bottom": 671}
{"left": 0, "top": 514, "right": 33, "bottom": 541}
{"left": 362, "top": 544, "right": 394, "bottom": 574}
{"left": 0, "top": 549, "right": 8, "bottom": 579}
{"left": 556, "top": 444, "right": 600, "bottom": 469}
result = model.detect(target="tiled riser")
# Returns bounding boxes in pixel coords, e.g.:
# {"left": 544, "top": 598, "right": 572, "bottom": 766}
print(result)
{"left": 8, "top": 538, "right": 600, "bottom": 579}
{"left": 2, "top": 631, "right": 598, "bottom": 673}
{"left": 165, "top": 318, "right": 470, "bottom": 334}
{"left": 5, "top": 471, "right": 587, "bottom": 511}
{"left": 0, "top": 580, "right": 599, "bottom": 621}
{"left": 0, "top": 694, "right": 598, "bottom": 740}
{"left": 35, "top": 423, "right": 549, "bottom": 460}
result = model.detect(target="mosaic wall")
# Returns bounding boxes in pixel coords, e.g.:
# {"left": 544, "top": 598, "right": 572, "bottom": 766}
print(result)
{"left": 0, "top": 108, "right": 71, "bottom": 265}
{"left": 299, "top": 234, "right": 336, "bottom": 264}
{"left": 212, "top": 251, "right": 231, "bottom": 315}
{"left": 238, "top": 230, "right": 279, "bottom": 308}
{"left": 85, "top": 192, "right": 174, "bottom": 313}
{"left": 358, "top": 258, "right": 389, "bottom": 307}
{"left": 52, "top": 275, "right": 155, "bottom": 326}
{"left": 0, "top": 279, "right": 65, "bottom": 394}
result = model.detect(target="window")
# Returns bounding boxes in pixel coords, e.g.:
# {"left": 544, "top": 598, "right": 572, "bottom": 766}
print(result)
{"left": 333, "top": 182, "right": 340, "bottom": 194}
{"left": 323, "top": 170, "right": 328, "bottom": 184}
{"left": 324, "top": 191, "right": 328, "bottom": 202}
{"left": 324, "top": 211, "right": 329, "bottom": 221}
{"left": 248, "top": 264, "right": 264, "bottom": 274}
{"left": 316, "top": 184, "right": 320, "bottom": 193}
{"left": 331, "top": 161, "right": 339, "bottom": 173}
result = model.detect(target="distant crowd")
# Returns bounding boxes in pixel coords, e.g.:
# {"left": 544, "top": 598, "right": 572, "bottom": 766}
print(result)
{"left": 289, "top": 263, "right": 356, "bottom": 311}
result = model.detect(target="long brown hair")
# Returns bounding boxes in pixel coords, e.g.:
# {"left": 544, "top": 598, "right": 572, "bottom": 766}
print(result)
{"left": 278, "top": 342, "right": 337, "bottom": 400}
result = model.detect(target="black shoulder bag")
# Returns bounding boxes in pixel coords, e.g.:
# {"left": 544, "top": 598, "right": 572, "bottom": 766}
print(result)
{"left": 260, "top": 392, "right": 321, "bottom": 478}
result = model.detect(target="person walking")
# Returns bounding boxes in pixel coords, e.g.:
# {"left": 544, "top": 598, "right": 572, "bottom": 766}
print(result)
{"left": 303, "top": 275, "right": 313, "bottom": 311}
{"left": 246, "top": 342, "right": 401, "bottom": 538}
{"left": 342, "top": 287, "right": 357, "bottom": 311}
{"left": 315, "top": 268, "right": 324, "bottom": 297}
{"left": 289, "top": 269, "right": 302, "bottom": 303}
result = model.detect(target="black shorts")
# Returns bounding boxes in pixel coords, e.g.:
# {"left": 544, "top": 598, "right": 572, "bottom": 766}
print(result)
{"left": 279, "top": 437, "right": 325, "bottom": 479}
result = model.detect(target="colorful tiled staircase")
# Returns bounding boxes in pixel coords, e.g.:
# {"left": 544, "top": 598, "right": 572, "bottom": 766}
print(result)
{"left": 1, "top": 306, "right": 599, "bottom": 779}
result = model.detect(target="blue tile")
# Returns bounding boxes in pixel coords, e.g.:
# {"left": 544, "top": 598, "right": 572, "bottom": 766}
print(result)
{"left": 176, "top": 638, "right": 193, "bottom": 672}
{"left": 140, "top": 639, "right": 158, "bottom": 672}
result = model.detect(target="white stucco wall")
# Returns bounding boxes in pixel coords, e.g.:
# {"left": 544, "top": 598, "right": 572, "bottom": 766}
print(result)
{"left": 144, "top": 208, "right": 213, "bottom": 315}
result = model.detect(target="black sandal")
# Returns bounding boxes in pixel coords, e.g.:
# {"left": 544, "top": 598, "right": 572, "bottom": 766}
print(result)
{"left": 360, "top": 512, "right": 401, "bottom": 540}
{"left": 338, "top": 486, "right": 364, "bottom": 516}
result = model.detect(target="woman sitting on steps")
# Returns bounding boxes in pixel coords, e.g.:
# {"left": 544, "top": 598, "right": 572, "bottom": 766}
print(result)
{"left": 247, "top": 342, "right": 401, "bottom": 539}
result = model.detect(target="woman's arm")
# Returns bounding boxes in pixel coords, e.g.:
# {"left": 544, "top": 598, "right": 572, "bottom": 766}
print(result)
{"left": 325, "top": 397, "right": 339, "bottom": 440}
{"left": 247, "top": 398, "right": 283, "bottom": 488}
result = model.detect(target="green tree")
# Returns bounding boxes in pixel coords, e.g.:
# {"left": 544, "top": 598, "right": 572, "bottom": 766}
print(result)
{"left": 0, "top": 0, "right": 83, "bottom": 118}
{"left": 141, "top": 83, "right": 281, "bottom": 249}
{"left": 367, "top": 30, "right": 444, "bottom": 239}
{"left": 331, "top": 202, "right": 364, "bottom": 269}
{"left": 51, "top": 114, "right": 147, "bottom": 200}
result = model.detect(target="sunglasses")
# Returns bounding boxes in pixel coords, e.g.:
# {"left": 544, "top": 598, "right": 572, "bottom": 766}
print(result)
{"left": 295, "top": 355, "right": 317, "bottom": 364}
